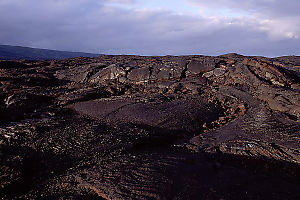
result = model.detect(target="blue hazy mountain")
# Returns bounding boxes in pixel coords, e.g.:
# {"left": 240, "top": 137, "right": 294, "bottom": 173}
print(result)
{"left": 0, "top": 44, "right": 100, "bottom": 60}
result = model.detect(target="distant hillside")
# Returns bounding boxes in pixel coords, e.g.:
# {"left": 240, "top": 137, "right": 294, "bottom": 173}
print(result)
{"left": 274, "top": 55, "right": 300, "bottom": 66}
{"left": 0, "top": 44, "right": 100, "bottom": 60}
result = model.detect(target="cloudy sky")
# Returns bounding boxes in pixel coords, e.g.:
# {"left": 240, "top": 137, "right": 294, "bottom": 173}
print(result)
{"left": 0, "top": 0, "right": 299, "bottom": 56}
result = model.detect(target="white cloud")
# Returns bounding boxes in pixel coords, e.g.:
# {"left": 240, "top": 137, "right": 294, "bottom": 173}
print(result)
{"left": 187, "top": 0, "right": 300, "bottom": 41}
{"left": 258, "top": 18, "right": 299, "bottom": 40}
{"left": 187, "top": 0, "right": 300, "bottom": 16}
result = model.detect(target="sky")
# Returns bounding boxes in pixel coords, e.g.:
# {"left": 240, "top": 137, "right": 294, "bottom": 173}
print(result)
{"left": 0, "top": 0, "right": 299, "bottom": 56}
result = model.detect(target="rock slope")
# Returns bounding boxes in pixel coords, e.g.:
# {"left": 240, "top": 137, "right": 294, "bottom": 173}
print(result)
{"left": 0, "top": 44, "right": 100, "bottom": 60}
{"left": 0, "top": 54, "right": 300, "bottom": 199}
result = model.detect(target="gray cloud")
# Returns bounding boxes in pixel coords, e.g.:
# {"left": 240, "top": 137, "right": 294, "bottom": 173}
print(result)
{"left": 0, "top": 0, "right": 299, "bottom": 56}
{"left": 106, "top": 0, "right": 136, "bottom": 4}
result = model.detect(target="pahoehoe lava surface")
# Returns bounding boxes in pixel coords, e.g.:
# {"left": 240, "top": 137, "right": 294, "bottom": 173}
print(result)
{"left": 0, "top": 54, "right": 300, "bottom": 199}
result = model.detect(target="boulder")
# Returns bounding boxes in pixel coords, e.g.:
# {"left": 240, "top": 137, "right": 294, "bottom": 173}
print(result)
{"left": 55, "top": 63, "right": 106, "bottom": 83}
{"left": 213, "top": 68, "right": 226, "bottom": 76}
{"left": 127, "top": 67, "right": 150, "bottom": 83}
{"left": 203, "top": 70, "right": 214, "bottom": 78}
{"left": 186, "top": 59, "right": 215, "bottom": 76}
{"left": 157, "top": 70, "right": 171, "bottom": 80}
{"left": 89, "top": 64, "right": 126, "bottom": 83}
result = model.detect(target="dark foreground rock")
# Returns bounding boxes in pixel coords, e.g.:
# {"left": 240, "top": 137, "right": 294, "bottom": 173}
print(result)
{"left": 0, "top": 54, "right": 300, "bottom": 199}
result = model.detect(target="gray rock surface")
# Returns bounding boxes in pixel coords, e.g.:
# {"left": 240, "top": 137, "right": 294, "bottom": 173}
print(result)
{"left": 186, "top": 59, "right": 216, "bottom": 76}
{"left": 127, "top": 67, "right": 150, "bottom": 83}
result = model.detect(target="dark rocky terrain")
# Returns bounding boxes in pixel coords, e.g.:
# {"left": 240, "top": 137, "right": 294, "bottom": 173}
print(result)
{"left": 0, "top": 54, "right": 300, "bottom": 199}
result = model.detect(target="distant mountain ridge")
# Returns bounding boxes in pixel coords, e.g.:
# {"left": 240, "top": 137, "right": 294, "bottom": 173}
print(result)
{"left": 0, "top": 44, "right": 100, "bottom": 60}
